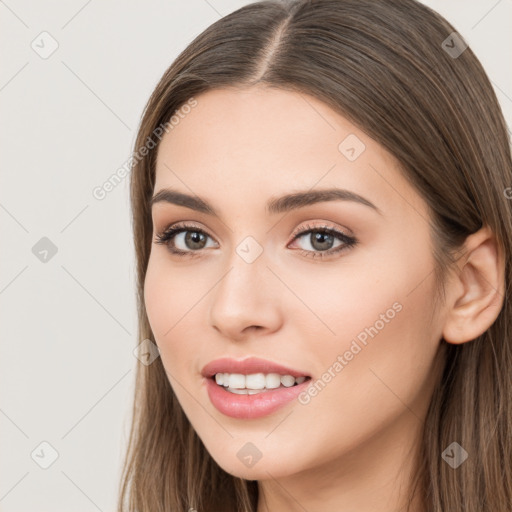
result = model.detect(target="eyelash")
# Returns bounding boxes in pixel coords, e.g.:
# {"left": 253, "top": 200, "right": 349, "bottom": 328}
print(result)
{"left": 154, "top": 221, "right": 358, "bottom": 260}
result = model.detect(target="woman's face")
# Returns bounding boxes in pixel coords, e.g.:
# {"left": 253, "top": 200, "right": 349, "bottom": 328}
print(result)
{"left": 145, "top": 86, "right": 446, "bottom": 481}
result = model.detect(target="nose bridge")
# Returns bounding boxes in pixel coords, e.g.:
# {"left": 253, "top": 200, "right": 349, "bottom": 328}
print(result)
{"left": 209, "top": 234, "right": 281, "bottom": 337}
{"left": 216, "top": 235, "right": 269, "bottom": 306}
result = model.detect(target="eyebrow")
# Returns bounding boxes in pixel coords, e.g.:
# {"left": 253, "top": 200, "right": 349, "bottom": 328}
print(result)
{"left": 150, "top": 187, "right": 382, "bottom": 216}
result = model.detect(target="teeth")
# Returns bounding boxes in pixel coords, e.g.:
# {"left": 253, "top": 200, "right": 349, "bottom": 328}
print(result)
{"left": 280, "top": 375, "right": 296, "bottom": 387}
{"left": 228, "top": 373, "right": 246, "bottom": 389}
{"left": 246, "top": 373, "right": 266, "bottom": 389}
{"left": 227, "top": 388, "right": 266, "bottom": 395}
{"left": 266, "top": 373, "right": 281, "bottom": 389}
{"left": 213, "top": 372, "right": 308, "bottom": 391}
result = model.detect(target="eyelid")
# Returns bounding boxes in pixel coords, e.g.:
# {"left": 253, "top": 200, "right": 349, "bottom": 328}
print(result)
{"left": 156, "top": 220, "right": 216, "bottom": 239}
{"left": 157, "top": 219, "right": 352, "bottom": 241}
{"left": 289, "top": 220, "right": 354, "bottom": 239}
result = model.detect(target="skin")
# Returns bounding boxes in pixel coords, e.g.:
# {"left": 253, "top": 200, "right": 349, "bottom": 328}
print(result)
{"left": 144, "top": 86, "right": 504, "bottom": 512}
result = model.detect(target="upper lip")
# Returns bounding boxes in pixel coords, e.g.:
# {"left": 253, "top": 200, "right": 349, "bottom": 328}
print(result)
{"left": 201, "top": 357, "right": 310, "bottom": 379}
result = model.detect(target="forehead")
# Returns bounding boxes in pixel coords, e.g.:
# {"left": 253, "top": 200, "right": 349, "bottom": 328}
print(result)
{"left": 154, "top": 86, "right": 428, "bottom": 220}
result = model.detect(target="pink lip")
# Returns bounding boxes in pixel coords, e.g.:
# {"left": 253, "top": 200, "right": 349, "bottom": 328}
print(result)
{"left": 201, "top": 357, "right": 311, "bottom": 419}
{"left": 204, "top": 377, "right": 310, "bottom": 419}
{"left": 201, "top": 357, "right": 310, "bottom": 379}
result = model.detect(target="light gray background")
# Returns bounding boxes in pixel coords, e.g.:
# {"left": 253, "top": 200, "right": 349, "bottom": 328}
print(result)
{"left": 1, "top": 1, "right": 511, "bottom": 510}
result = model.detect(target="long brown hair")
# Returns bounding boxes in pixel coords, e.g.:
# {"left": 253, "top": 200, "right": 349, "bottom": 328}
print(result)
{"left": 119, "top": 0, "right": 512, "bottom": 510}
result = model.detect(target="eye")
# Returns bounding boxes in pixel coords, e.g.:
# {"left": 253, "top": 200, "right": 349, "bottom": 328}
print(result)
{"left": 154, "top": 222, "right": 217, "bottom": 257}
{"left": 154, "top": 221, "right": 358, "bottom": 260}
{"left": 288, "top": 223, "right": 358, "bottom": 259}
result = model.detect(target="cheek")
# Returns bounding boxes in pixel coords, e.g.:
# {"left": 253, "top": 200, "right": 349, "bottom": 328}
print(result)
{"left": 295, "top": 268, "right": 440, "bottom": 449}
{"left": 287, "top": 244, "right": 439, "bottom": 426}
{"left": 143, "top": 260, "right": 169, "bottom": 340}
{"left": 143, "top": 254, "right": 215, "bottom": 389}
{"left": 143, "top": 254, "right": 202, "bottom": 339}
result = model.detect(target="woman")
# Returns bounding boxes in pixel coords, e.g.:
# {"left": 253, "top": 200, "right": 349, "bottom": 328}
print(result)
{"left": 119, "top": 0, "right": 512, "bottom": 510}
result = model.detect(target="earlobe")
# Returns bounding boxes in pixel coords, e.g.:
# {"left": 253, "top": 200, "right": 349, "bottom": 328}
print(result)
{"left": 442, "top": 226, "right": 505, "bottom": 345}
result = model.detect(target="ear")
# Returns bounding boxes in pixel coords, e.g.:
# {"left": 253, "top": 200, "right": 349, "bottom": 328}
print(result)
{"left": 442, "top": 225, "right": 505, "bottom": 344}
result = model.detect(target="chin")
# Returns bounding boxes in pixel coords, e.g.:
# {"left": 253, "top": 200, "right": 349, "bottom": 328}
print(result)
{"left": 206, "top": 443, "right": 304, "bottom": 481}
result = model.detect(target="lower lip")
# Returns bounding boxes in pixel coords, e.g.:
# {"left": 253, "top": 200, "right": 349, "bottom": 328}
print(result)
{"left": 204, "top": 377, "right": 310, "bottom": 419}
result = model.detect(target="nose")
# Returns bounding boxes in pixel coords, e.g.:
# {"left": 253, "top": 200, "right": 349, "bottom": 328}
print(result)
{"left": 209, "top": 251, "right": 283, "bottom": 342}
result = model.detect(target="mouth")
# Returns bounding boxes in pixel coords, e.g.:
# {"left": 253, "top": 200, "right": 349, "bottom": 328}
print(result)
{"left": 201, "top": 357, "right": 312, "bottom": 419}
{"left": 204, "top": 373, "right": 312, "bottom": 419}
{"left": 211, "top": 372, "right": 310, "bottom": 394}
